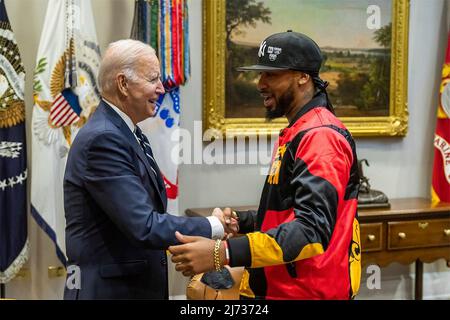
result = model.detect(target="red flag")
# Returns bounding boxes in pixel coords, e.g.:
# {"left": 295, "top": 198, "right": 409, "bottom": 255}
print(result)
{"left": 432, "top": 33, "right": 450, "bottom": 203}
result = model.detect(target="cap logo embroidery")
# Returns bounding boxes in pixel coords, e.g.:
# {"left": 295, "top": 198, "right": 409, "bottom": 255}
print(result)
{"left": 258, "top": 41, "right": 267, "bottom": 57}
{"left": 268, "top": 46, "right": 282, "bottom": 62}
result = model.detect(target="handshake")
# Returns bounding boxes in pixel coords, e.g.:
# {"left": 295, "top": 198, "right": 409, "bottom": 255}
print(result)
{"left": 168, "top": 207, "right": 240, "bottom": 277}
{"left": 212, "top": 207, "right": 240, "bottom": 238}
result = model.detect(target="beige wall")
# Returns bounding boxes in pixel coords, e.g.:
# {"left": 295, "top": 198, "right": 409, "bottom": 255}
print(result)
{"left": 3, "top": 0, "right": 450, "bottom": 299}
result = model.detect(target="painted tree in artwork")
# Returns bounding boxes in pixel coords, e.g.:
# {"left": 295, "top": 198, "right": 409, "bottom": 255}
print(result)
{"left": 360, "top": 23, "right": 392, "bottom": 111}
{"left": 226, "top": 0, "right": 271, "bottom": 115}
{"left": 226, "top": 0, "right": 271, "bottom": 47}
{"left": 334, "top": 23, "right": 392, "bottom": 114}
{"left": 373, "top": 23, "right": 391, "bottom": 48}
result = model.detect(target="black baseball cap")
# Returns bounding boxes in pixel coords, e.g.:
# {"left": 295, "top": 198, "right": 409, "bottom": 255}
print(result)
{"left": 237, "top": 30, "right": 323, "bottom": 75}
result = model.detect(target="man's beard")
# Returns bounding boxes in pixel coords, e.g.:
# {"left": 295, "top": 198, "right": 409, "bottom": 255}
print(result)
{"left": 265, "top": 83, "right": 295, "bottom": 121}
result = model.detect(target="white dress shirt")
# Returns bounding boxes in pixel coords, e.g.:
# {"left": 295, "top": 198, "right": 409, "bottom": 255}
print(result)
{"left": 102, "top": 98, "right": 224, "bottom": 240}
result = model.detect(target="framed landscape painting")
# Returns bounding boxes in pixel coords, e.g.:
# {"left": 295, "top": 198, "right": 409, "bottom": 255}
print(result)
{"left": 203, "top": 0, "right": 409, "bottom": 137}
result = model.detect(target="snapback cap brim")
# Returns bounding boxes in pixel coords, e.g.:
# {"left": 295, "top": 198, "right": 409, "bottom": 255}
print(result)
{"left": 236, "top": 64, "right": 290, "bottom": 72}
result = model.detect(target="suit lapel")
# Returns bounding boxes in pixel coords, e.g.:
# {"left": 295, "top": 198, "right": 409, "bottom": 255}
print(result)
{"left": 99, "top": 102, "right": 166, "bottom": 208}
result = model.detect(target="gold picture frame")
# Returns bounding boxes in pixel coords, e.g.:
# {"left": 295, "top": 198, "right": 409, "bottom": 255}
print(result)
{"left": 203, "top": 0, "right": 409, "bottom": 137}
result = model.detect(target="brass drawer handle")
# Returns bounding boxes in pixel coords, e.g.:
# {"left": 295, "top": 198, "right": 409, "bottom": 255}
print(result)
{"left": 398, "top": 232, "right": 406, "bottom": 239}
{"left": 367, "top": 234, "right": 376, "bottom": 241}
{"left": 418, "top": 222, "right": 429, "bottom": 229}
{"left": 444, "top": 229, "right": 450, "bottom": 237}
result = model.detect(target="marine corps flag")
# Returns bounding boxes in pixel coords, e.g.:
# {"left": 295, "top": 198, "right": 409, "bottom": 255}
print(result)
{"left": 0, "top": 0, "right": 28, "bottom": 283}
{"left": 432, "top": 33, "right": 450, "bottom": 203}
{"left": 31, "top": 0, "right": 100, "bottom": 264}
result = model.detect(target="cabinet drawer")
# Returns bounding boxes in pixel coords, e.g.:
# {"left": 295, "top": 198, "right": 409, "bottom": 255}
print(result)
{"left": 361, "top": 223, "right": 383, "bottom": 252}
{"left": 388, "top": 219, "right": 450, "bottom": 250}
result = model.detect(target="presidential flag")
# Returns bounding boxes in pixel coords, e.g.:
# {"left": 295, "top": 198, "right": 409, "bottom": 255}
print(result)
{"left": 432, "top": 33, "right": 450, "bottom": 203}
{"left": 0, "top": 0, "right": 28, "bottom": 283}
{"left": 31, "top": 0, "right": 100, "bottom": 264}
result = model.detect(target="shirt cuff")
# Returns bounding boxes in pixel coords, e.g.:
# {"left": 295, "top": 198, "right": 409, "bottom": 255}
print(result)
{"left": 206, "top": 216, "right": 224, "bottom": 240}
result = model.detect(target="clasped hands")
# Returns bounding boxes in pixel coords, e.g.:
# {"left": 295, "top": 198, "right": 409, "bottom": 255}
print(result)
{"left": 168, "top": 207, "right": 238, "bottom": 277}
{"left": 213, "top": 207, "right": 239, "bottom": 238}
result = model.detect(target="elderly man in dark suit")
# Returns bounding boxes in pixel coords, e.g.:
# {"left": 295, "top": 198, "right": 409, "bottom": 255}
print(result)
{"left": 63, "top": 39, "right": 235, "bottom": 299}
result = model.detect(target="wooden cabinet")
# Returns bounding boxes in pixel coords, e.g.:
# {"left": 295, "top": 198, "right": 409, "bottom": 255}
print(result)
{"left": 358, "top": 198, "right": 450, "bottom": 299}
{"left": 360, "top": 223, "right": 383, "bottom": 252}
{"left": 387, "top": 219, "right": 450, "bottom": 250}
{"left": 359, "top": 199, "right": 450, "bottom": 267}
{"left": 186, "top": 198, "right": 450, "bottom": 300}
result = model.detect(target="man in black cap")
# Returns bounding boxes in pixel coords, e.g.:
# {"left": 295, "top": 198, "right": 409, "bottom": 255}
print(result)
{"left": 169, "top": 31, "right": 361, "bottom": 300}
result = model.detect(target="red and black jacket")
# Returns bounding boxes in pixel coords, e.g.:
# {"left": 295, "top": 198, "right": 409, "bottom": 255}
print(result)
{"left": 227, "top": 93, "right": 361, "bottom": 300}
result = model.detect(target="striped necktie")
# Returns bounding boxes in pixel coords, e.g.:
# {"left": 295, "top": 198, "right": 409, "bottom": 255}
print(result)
{"left": 134, "top": 127, "right": 165, "bottom": 190}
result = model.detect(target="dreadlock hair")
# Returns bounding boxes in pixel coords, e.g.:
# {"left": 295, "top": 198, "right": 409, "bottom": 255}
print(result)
{"left": 311, "top": 74, "right": 335, "bottom": 114}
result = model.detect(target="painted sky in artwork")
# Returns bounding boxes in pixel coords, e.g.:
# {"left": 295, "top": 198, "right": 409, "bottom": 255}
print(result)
{"left": 231, "top": 0, "right": 392, "bottom": 49}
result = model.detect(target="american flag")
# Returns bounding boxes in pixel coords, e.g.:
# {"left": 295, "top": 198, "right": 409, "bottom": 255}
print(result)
{"left": 49, "top": 88, "right": 81, "bottom": 127}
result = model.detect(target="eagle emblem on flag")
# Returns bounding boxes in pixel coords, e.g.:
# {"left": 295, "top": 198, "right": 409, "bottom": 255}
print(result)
{"left": 33, "top": 37, "right": 100, "bottom": 146}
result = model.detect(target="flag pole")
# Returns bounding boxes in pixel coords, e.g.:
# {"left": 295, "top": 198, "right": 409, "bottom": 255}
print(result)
{"left": 1, "top": 283, "right": 5, "bottom": 299}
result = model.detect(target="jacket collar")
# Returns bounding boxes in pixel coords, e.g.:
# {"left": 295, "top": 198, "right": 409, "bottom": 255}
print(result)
{"left": 102, "top": 98, "right": 136, "bottom": 134}
{"left": 287, "top": 91, "right": 328, "bottom": 127}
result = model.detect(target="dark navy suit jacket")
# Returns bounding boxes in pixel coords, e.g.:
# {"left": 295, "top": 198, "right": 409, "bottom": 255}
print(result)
{"left": 63, "top": 101, "right": 211, "bottom": 299}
